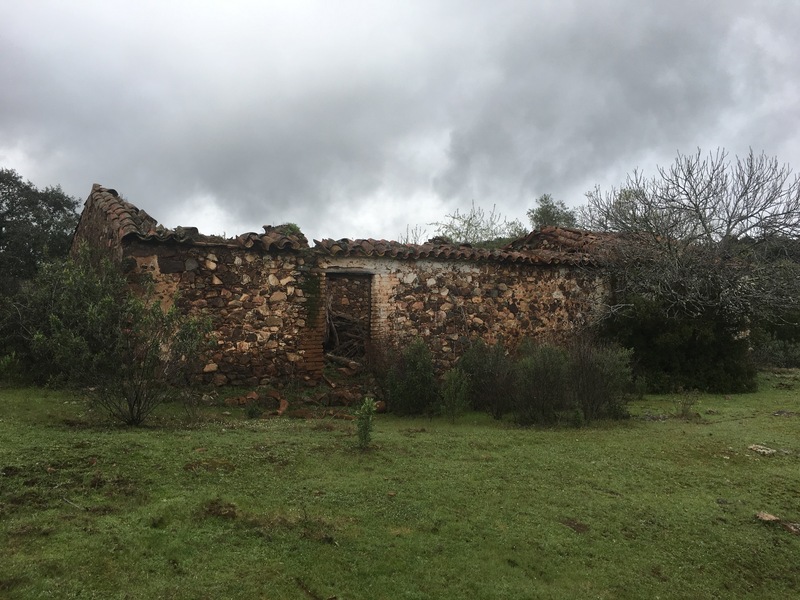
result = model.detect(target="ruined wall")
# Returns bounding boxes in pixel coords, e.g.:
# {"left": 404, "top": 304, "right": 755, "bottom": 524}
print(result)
{"left": 123, "top": 240, "right": 325, "bottom": 386}
{"left": 72, "top": 194, "right": 127, "bottom": 261}
{"left": 321, "top": 256, "right": 605, "bottom": 370}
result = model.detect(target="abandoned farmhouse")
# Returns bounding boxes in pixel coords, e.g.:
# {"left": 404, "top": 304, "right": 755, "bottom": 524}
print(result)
{"left": 72, "top": 184, "right": 607, "bottom": 386}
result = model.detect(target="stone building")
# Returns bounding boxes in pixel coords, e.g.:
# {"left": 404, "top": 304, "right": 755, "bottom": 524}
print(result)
{"left": 72, "top": 184, "right": 607, "bottom": 386}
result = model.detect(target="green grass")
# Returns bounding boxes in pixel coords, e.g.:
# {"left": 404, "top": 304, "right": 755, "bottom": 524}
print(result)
{"left": 1, "top": 373, "right": 799, "bottom": 599}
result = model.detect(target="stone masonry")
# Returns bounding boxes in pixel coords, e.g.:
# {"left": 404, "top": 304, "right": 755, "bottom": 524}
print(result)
{"left": 73, "top": 184, "right": 607, "bottom": 385}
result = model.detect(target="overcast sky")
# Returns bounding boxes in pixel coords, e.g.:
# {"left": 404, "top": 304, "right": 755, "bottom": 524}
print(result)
{"left": 2, "top": 0, "right": 799, "bottom": 242}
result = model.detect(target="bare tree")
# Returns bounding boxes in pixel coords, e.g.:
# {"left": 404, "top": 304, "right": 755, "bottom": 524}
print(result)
{"left": 584, "top": 148, "right": 800, "bottom": 323}
{"left": 430, "top": 201, "right": 526, "bottom": 247}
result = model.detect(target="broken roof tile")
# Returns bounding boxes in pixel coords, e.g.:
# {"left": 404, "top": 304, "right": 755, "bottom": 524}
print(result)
{"left": 313, "top": 237, "right": 595, "bottom": 266}
{"left": 84, "top": 184, "right": 309, "bottom": 251}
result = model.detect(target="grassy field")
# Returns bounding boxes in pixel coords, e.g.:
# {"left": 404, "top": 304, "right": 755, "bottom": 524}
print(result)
{"left": 1, "top": 373, "right": 799, "bottom": 599}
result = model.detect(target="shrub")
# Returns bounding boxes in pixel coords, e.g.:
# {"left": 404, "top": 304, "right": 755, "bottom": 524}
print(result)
{"left": 457, "top": 338, "right": 514, "bottom": 419}
{"left": 0, "top": 246, "right": 211, "bottom": 425}
{"left": 354, "top": 396, "right": 377, "bottom": 449}
{"left": 90, "top": 292, "right": 211, "bottom": 426}
{"left": 568, "top": 339, "right": 634, "bottom": 422}
{"left": 750, "top": 326, "right": 800, "bottom": 369}
{"left": 0, "top": 247, "right": 130, "bottom": 385}
{"left": 386, "top": 338, "right": 438, "bottom": 416}
{"left": 674, "top": 387, "right": 700, "bottom": 420}
{"left": 511, "top": 344, "right": 572, "bottom": 426}
{"left": 440, "top": 367, "right": 471, "bottom": 423}
{"left": 600, "top": 296, "right": 757, "bottom": 393}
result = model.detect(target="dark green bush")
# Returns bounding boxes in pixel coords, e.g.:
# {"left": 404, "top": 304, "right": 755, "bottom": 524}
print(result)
{"left": 386, "top": 338, "right": 438, "bottom": 416}
{"left": 750, "top": 320, "right": 800, "bottom": 369}
{"left": 600, "top": 296, "right": 756, "bottom": 393}
{"left": 457, "top": 338, "right": 514, "bottom": 419}
{"left": 511, "top": 344, "right": 571, "bottom": 426}
{"left": 440, "top": 367, "right": 471, "bottom": 423}
{"left": 0, "top": 246, "right": 211, "bottom": 425}
{"left": 0, "top": 247, "right": 130, "bottom": 385}
{"left": 568, "top": 339, "right": 634, "bottom": 422}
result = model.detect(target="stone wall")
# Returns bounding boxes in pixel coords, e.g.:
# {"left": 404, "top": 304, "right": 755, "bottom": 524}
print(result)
{"left": 320, "top": 256, "right": 605, "bottom": 371}
{"left": 123, "top": 240, "right": 324, "bottom": 386}
{"left": 71, "top": 185, "right": 607, "bottom": 388}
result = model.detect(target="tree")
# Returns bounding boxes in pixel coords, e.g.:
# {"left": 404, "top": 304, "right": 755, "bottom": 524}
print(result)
{"left": 430, "top": 201, "right": 526, "bottom": 247}
{"left": 585, "top": 148, "right": 800, "bottom": 322}
{"left": 0, "top": 246, "right": 210, "bottom": 425}
{"left": 584, "top": 149, "right": 800, "bottom": 392}
{"left": 0, "top": 168, "right": 80, "bottom": 292}
{"left": 527, "top": 194, "right": 578, "bottom": 229}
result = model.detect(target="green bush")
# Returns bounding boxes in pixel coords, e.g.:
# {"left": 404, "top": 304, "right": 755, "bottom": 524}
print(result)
{"left": 457, "top": 338, "right": 513, "bottom": 419}
{"left": 511, "top": 344, "right": 571, "bottom": 426}
{"left": 439, "top": 367, "right": 471, "bottom": 423}
{"left": 750, "top": 325, "right": 800, "bottom": 369}
{"left": 92, "top": 295, "right": 210, "bottom": 425}
{"left": 600, "top": 296, "right": 756, "bottom": 393}
{"left": 386, "top": 338, "right": 438, "bottom": 416}
{"left": 0, "top": 246, "right": 211, "bottom": 425}
{"left": 568, "top": 339, "right": 634, "bottom": 422}
{"left": 0, "top": 247, "right": 130, "bottom": 385}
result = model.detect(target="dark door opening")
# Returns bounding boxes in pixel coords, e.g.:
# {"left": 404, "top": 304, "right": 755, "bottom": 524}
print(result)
{"left": 324, "top": 273, "right": 371, "bottom": 359}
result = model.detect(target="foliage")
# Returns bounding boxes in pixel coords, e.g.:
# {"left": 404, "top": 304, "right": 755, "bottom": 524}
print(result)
{"left": 0, "top": 245, "right": 211, "bottom": 425}
{"left": 439, "top": 367, "right": 471, "bottom": 423}
{"left": 275, "top": 222, "right": 302, "bottom": 236}
{"left": 567, "top": 339, "right": 634, "bottom": 421}
{"left": 527, "top": 193, "right": 578, "bottom": 229}
{"left": 749, "top": 314, "right": 800, "bottom": 369}
{"left": 385, "top": 338, "right": 438, "bottom": 415}
{"left": 92, "top": 295, "right": 210, "bottom": 426}
{"left": 397, "top": 223, "right": 428, "bottom": 244}
{"left": 0, "top": 168, "right": 79, "bottom": 293}
{"left": 582, "top": 149, "right": 800, "bottom": 391}
{"left": 600, "top": 295, "right": 757, "bottom": 393}
{"left": 0, "top": 246, "right": 131, "bottom": 385}
{"left": 583, "top": 148, "right": 800, "bottom": 323}
{"left": 512, "top": 344, "right": 572, "bottom": 426}
{"left": 457, "top": 338, "right": 514, "bottom": 419}
{"left": 460, "top": 338, "right": 634, "bottom": 425}
{"left": 673, "top": 388, "right": 701, "bottom": 420}
{"left": 430, "top": 201, "right": 527, "bottom": 247}
{"left": 354, "top": 396, "right": 377, "bottom": 449}
{"left": 0, "top": 351, "right": 20, "bottom": 383}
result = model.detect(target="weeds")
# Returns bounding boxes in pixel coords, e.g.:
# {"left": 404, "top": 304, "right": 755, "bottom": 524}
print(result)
{"left": 354, "top": 397, "right": 377, "bottom": 449}
{"left": 674, "top": 388, "right": 701, "bottom": 419}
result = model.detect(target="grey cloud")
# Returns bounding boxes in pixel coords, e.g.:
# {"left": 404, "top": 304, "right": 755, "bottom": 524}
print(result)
{"left": 1, "top": 0, "right": 799, "bottom": 241}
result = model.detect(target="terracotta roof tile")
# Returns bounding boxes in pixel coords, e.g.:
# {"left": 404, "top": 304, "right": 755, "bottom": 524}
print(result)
{"left": 85, "top": 185, "right": 598, "bottom": 264}
{"left": 313, "top": 237, "right": 594, "bottom": 265}
{"left": 87, "top": 185, "right": 309, "bottom": 251}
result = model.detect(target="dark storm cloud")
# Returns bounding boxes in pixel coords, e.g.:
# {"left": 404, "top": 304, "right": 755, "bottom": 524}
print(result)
{"left": 1, "top": 0, "right": 799, "bottom": 240}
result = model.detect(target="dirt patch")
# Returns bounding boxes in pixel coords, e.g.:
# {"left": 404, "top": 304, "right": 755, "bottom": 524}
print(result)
{"left": 401, "top": 427, "right": 427, "bottom": 437}
{"left": 202, "top": 498, "right": 238, "bottom": 519}
{"left": 0, "top": 576, "right": 28, "bottom": 593}
{"left": 560, "top": 518, "right": 590, "bottom": 534}
{"left": 773, "top": 410, "right": 798, "bottom": 417}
